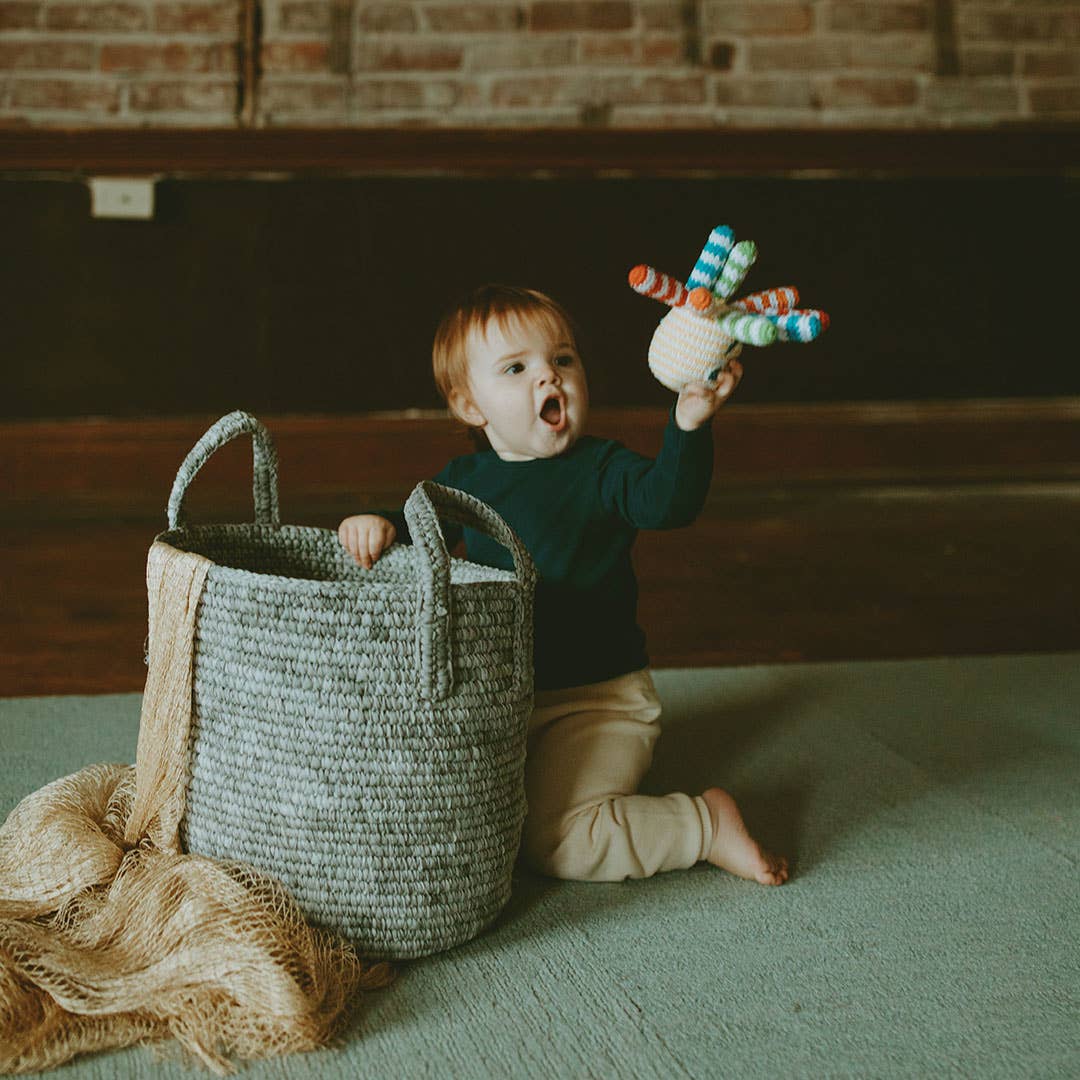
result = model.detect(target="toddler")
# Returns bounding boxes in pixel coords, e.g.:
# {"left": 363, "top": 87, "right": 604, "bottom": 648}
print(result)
{"left": 339, "top": 284, "right": 788, "bottom": 887}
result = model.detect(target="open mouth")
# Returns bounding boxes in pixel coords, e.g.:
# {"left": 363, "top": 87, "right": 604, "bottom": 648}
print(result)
{"left": 539, "top": 394, "right": 566, "bottom": 430}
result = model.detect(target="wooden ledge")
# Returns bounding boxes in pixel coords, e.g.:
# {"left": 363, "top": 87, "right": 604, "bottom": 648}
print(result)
{"left": 2, "top": 126, "right": 1079, "bottom": 176}
{"left": 2, "top": 399, "right": 1079, "bottom": 523}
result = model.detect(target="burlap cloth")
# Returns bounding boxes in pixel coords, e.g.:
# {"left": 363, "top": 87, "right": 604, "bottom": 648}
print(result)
{"left": 0, "top": 542, "right": 394, "bottom": 1075}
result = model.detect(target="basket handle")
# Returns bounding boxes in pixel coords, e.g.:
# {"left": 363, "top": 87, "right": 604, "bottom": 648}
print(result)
{"left": 167, "top": 410, "right": 281, "bottom": 530}
{"left": 404, "top": 480, "right": 536, "bottom": 703}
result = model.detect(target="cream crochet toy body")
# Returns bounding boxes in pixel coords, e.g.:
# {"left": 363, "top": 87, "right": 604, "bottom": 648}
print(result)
{"left": 629, "top": 224, "right": 830, "bottom": 392}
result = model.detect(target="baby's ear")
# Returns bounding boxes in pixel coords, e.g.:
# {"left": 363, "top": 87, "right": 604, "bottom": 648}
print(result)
{"left": 448, "top": 387, "right": 485, "bottom": 428}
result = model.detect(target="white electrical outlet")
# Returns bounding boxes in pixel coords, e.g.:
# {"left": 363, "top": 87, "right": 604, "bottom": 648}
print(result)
{"left": 89, "top": 177, "right": 156, "bottom": 220}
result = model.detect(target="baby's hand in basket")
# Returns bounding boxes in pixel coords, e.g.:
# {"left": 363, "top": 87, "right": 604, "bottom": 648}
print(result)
{"left": 338, "top": 514, "right": 397, "bottom": 570}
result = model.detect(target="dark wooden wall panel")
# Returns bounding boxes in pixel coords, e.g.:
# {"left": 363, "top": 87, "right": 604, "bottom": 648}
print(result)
{"left": 4, "top": 173, "right": 1078, "bottom": 421}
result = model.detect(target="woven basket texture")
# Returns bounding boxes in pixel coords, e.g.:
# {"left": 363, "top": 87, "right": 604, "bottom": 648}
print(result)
{"left": 157, "top": 411, "right": 535, "bottom": 960}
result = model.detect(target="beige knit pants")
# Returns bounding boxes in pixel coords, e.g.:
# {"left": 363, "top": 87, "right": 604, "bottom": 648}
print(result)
{"left": 520, "top": 667, "right": 714, "bottom": 882}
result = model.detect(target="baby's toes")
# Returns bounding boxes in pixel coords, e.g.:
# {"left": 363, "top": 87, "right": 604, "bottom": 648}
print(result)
{"left": 759, "top": 853, "right": 789, "bottom": 886}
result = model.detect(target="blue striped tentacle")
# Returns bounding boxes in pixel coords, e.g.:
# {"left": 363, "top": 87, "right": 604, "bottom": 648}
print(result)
{"left": 768, "top": 310, "right": 826, "bottom": 342}
{"left": 687, "top": 225, "right": 735, "bottom": 291}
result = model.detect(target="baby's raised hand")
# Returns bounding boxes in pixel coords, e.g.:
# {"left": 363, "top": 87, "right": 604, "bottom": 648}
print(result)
{"left": 675, "top": 359, "right": 742, "bottom": 431}
{"left": 338, "top": 514, "right": 397, "bottom": 569}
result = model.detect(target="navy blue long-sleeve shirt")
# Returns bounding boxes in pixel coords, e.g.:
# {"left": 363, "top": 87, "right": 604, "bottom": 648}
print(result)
{"left": 379, "top": 404, "right": 714, "bottom": 691}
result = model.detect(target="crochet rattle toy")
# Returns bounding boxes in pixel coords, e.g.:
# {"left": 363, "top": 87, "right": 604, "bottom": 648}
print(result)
{"left": 629, "top": 224, "right": 830, "bottom": 392}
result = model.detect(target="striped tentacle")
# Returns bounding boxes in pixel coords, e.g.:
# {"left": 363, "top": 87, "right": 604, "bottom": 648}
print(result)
{"left": 687, "top": 225, "right": 735, "bottom": 291}
{"left": 717, "top": 309, "right": 777, "bottom": 346}
{"left": 715, "top": 240, "right": 757, "bottom": 299}
{"left": 734, "top": 286, "right": 799, "bottom": 315}
{"left": 767, "top": 309, "right": 830, "bottom": 342}
{"left": 628, "top": 264, "right": 690, "bottom": 308}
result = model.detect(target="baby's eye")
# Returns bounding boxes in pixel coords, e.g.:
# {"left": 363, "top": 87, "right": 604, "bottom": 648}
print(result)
{"left": 555, "top": 354, "right": 575, "bottom": 367}
{"left": 504, "top": 362, "right": 524, "bottom": 375}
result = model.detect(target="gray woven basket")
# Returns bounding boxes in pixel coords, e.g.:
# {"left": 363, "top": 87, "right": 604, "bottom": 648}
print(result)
{"left": 156, "top": 410, "right": 535, "bottom": 960}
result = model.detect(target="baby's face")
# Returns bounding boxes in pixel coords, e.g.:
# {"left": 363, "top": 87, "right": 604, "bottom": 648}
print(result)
{"left": 455, "top": 315, "right": 589, "bottom": 461}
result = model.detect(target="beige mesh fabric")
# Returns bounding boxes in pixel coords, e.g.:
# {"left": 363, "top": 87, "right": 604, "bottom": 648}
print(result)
{"left": 0, "top": 542, "right": 394, "bottom": 1075}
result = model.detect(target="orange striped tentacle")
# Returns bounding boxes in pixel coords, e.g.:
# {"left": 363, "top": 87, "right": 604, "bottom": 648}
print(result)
{"left": 628, "top": 265, "right": 690, "bottom": 308}
{"left": 733, "top": 287, "right": 799, "bottom": 315}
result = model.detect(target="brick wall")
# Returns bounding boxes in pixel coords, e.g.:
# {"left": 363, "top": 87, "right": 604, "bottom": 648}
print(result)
{"left": 0, "top": 1, "right": 242, "bottom": 125}
{"left": 1, "top": 1, "right": 1077, "bottom": 128}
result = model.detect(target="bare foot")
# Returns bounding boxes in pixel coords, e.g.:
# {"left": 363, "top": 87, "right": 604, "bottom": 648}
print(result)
{"left": 701, "top": 787, "right": 789, "bottom": 886}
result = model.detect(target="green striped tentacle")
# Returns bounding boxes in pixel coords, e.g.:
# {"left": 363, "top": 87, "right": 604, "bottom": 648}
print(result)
{"left": 717, "top": 309, "right": 777, "bottom": 345}
{"left": 715, "top": 240, "right": 757, "bottom": 299}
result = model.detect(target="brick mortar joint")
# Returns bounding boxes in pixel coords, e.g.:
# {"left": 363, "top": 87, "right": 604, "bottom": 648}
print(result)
{"left": 0, "top": 32, "right": 242, "bottom": 43}
{"left": 4, "top": 74, "right": 240, "bottom": 81}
